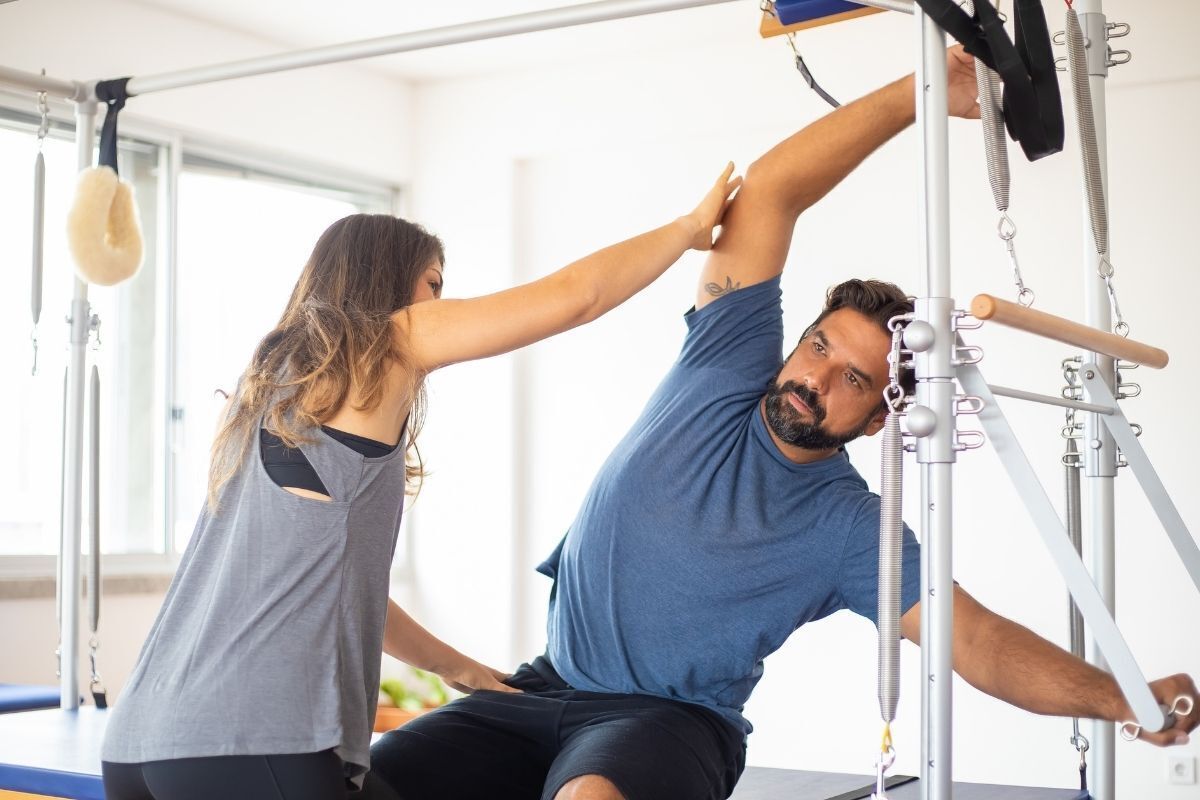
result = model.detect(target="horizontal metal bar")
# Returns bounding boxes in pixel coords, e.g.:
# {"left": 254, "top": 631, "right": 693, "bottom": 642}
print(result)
{"left": 855, "top": 0, "right": 915, "bottom": 13}
{"left": 0, "top": 66, "right": 86, "bottom": 100}
{"left": 987, "top": 383, "right": 1115, "bottom": 415}
{"left": 126, "top": 0, "right": 740, "bottom": 96}
{"left": 973, "top": 293, "right": 1169, "bottom": 369}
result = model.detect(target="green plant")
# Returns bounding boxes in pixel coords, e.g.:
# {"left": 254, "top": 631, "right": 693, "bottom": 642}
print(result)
{"left": 379, "top": 668, "right": 451, "bottom": 711}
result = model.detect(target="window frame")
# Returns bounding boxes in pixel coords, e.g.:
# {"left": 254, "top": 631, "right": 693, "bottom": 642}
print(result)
{"left": 0, "top": 89, "right": 401, "bottom": 581}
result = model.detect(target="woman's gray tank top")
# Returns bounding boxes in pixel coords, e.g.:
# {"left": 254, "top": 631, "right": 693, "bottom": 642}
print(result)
{"left": 102, "top": 419, "right": 408, "bottom": 786}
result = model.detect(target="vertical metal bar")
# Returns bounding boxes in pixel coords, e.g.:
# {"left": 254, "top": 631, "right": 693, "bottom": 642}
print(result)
{"left": 159, "top": 139, "right": 182, "bottom": 555}
{"left": 89, "top": 366, "right": 100, "bottom": 634}
{"left": 915, "top": 8, "right": 954, "bottom": 800}
{"left": 61, "top": 97, "right": 97, "bottom": 712}
{"left": 509, "top": 161, "right": 533, "bottom": 665}
{"left": 1074, "top": 1, "right": 1115, "bottom": 795}
{"left": 32, "top": 151, "right": 45, "bottom": 329}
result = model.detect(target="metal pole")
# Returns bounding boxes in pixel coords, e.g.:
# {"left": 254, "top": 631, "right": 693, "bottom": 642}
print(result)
{"left": 854, "top": 0, "right": 916, "bottom": 13}
{"left": 0, "top": 65, "right": 82, "bottom": 99}
{"left": 125, "top": 0, "right": 740, "bottom": 96}
{"left": 986, "top": 384, "right": 1114, "bottom": 416}
{"left": 61, "top": 97, "right": 98, "bottom": 711}
{"left": 1074, "top": 1, "right": 1116, "bottom": 796}
{"left": 915, "top": 8, "right": 954, "bottom": 800}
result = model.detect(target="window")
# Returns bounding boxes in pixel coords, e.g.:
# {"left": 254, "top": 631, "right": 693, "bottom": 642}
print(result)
{"left": 0, "top": 104, "right": 398, "bottom": 567}
{"left": 0, "top": 115, "right": 160, "bottom": 557}
{"left": 170, "top": 160, "right": 393, "bottom": 552}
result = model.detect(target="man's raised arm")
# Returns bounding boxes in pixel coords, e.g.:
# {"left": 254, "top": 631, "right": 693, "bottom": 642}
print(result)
{"left": 695, "top": 45, "right": 980, "bottom": 310}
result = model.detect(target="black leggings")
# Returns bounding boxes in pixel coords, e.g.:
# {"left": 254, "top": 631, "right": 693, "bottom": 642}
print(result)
{"left": 102, "top": 750, "right": 348, "bottom": 800}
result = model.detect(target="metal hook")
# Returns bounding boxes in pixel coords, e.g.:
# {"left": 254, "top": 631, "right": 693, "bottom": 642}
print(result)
{"left": 1108, "top": 49, "right": 1132, "bottom": 66}
{"left": 1120, "top": 695, "right": 1195, "bottom": 741}
{"left": 955, "top": 430, "right": 986, "bottom": 451}
{"left": 997, "top": 213, "right": 1018, "bottom": 241}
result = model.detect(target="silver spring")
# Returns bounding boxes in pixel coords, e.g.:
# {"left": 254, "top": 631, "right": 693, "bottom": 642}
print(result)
{"left": 877, "top": 412, "right": 903, "bottom": 725}
{"left": 1067, "top": 8, "right": 1110, "bottom": 257}
{"left": 978, "top": 65, "right": 1009, "bottom": 212}
{"left": 966, "top": 0, "right": 1009, "bottom": 213}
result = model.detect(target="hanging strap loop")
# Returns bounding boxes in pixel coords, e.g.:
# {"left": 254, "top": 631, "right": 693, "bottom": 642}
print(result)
{"left": 94, "top": 78, "right": 132, "bottom": 172}
{"left": 913, "top": 0, "right": 1064, "bottom": 161}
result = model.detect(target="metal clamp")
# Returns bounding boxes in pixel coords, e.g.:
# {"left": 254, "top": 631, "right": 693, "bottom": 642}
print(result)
{"left": 1120, "top": 695, "right": 1194, "bottom": 741}
{"left": 952, "top": 309, "right": 984, "bottom": 331}
{"left": 955, "top": 396, "right": 985, "bottom": 416}
{"left": 871, "top": 744, "right": 897, "bottom": 800}
{"left": 1116, "top": 382, "right": 1141, "bottom": 400}
{"left": 953, "top": 345, "right": 984, "bottom": 367}
{"left": 954, "top": 430, "right": 986, "bottom": 451}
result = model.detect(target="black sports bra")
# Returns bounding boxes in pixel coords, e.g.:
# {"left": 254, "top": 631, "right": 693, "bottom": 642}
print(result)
{"left": 260, "top": 426, "right": 398, "bottom": 496}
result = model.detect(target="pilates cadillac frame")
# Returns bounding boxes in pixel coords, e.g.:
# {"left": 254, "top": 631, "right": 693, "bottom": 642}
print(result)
{"left": 2, "top": 3, "right": 1195, "bottom": 800}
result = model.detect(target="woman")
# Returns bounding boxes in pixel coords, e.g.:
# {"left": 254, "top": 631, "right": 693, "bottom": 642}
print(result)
{"left": 100, "top": 164, "right": 741, "bottom": 799}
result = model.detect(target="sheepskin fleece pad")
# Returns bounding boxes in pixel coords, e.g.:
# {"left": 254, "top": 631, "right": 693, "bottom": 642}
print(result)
{"left": 67, "top": 166, "right": 144, "bottom": 286}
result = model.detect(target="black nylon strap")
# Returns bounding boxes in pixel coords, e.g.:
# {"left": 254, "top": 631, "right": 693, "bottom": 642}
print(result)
{"left": 821, "top": 774, "right": 919, "bottom": 800}
{"left": 1008, "top": 0, "right": 1064, "bottom": 160}
{"left": 94, "top": 78, "right": 131, "bottom": 173}
{"left": 912, "top": 0, "right": 1063, "bottom": 162}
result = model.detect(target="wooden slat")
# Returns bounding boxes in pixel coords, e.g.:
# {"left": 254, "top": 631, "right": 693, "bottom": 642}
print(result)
{"left": 971, "top": 294, "right": 1169, "bottom": 369}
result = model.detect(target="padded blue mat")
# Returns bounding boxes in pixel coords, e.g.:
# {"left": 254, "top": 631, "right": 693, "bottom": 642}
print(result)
{"left": 0, "top": 708, "right": 1087, "bottom": 800}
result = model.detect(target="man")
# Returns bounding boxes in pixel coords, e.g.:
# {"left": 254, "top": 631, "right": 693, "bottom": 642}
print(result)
{"left": 369, "top": 46, "right": 1198, "bottom": 800}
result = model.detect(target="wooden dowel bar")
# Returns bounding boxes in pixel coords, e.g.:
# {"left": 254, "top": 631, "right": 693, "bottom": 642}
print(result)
{"left": 971, "top": 294, "right": 1169, "bottom": 369}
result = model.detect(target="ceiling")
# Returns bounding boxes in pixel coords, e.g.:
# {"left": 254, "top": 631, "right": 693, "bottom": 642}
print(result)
{"left": 130, "top": 0, "right": 759, "bottom": 82}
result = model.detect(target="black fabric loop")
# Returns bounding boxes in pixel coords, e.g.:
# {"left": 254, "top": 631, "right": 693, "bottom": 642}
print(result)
{"left": 913, "top": 0, "right": 1063, "bottom": 162}
{"left": 94, "top": 78, "right": 132, "bottom": 173}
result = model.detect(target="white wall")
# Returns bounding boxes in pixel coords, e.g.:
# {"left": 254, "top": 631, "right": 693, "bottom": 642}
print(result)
{"left": 405, "top": 1, "right": 1200, "bottom": 796}
{"left": 0, "top": 0, "right": 414, "bottom": 181}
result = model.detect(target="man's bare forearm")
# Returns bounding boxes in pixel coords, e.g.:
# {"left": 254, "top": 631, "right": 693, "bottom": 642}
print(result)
{"left": 958, "top": 608, "right": 1129, "bottom": 722}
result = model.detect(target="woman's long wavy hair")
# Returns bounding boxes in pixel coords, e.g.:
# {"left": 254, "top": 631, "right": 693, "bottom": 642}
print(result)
{"left": 207, "top": 214, "right": 445, "bottom": 511}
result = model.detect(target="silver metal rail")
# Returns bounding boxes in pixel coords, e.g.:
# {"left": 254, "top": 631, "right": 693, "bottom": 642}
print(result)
{"left": 986, "top": 384, "right": 1114, "bottom": 415}
{"left": 1075, "top": 1, "right": 1117, "bottom": 795}
{"left": 126, "top": 0, "right": 741, "bottom": 96}
{"left": 61, "top": 97, "right": 98, "bottom": 711}
{"left": 914, "top": 8, "right": 954, "bottom": 799}
{"left": 0, "top": 65, "right": 85, "bottom": 99}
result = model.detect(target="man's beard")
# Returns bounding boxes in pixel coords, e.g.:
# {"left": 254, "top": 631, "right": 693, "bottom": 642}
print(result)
{"left": 763, "top": 379, "right": 871, "bottom": 451}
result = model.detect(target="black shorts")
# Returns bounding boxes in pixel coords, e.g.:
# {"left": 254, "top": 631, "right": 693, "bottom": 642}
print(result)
{"left": 369, "top": 656, "right": 745, "bottom": 800}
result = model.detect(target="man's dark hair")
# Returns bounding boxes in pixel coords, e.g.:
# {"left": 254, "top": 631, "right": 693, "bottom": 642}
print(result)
{"left": 800, "top": 279, "right": 917, "bottom": 400}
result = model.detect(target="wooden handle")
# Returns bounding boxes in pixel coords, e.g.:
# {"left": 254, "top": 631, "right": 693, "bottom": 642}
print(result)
{"left": 971, "top": 294, "right": 1168, "bottom": 369}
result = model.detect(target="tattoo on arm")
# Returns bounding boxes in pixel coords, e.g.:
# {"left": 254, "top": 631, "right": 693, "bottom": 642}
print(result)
{"left": 704, "top": 276, "right": 741, "bottom": 298}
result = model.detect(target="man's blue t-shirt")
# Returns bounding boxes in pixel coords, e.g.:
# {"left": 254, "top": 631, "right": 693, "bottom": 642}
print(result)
{"left": 538, "top": 276, "right": 922, "bottom": 738}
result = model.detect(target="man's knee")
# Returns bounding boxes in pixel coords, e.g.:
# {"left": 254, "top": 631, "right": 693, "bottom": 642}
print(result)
{"left": 555, "top": 774, "right": 626, "bottom": 800}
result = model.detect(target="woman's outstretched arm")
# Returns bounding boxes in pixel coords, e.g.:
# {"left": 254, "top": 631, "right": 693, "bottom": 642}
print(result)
{"left": 396, "top": 163, "right": 740, "bottom": 371}
{"left": 382, "top": 598, "right": 516, "bottom": 694}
